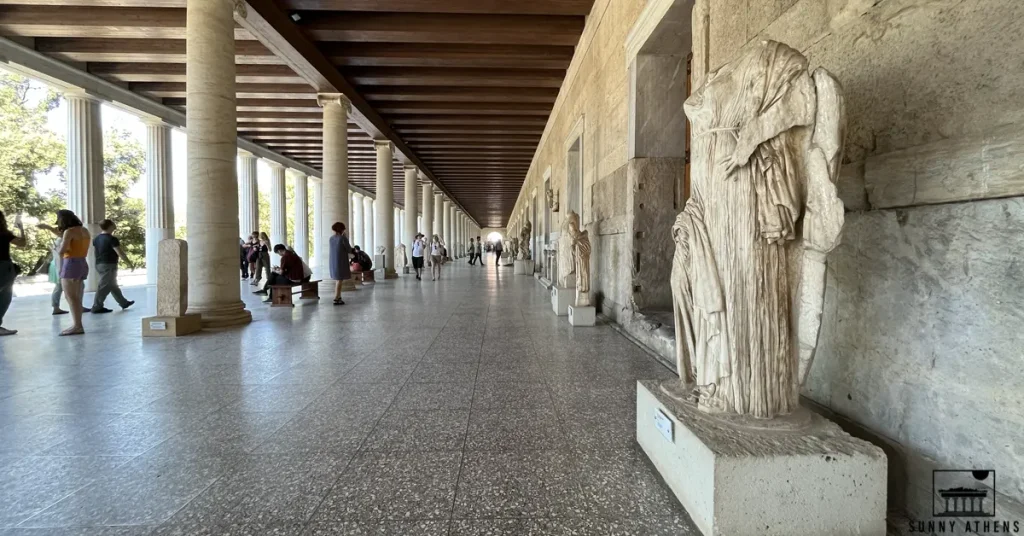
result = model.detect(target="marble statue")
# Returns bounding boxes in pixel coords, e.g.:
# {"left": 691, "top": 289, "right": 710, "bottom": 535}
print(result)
{"left": 375, "top": 245, "right": 386, "bottom": 256}
{"left": 507, "top": 237, "right": 520, "bottom": 261}
{"left": 669, "top": 40, "right": 846, "bottom": 419}
{"left": 519, "top": 221, "right": 532, "bottom": 260}
{"left": 556, "top": 215, "right": 575, "bottom": 288}
{"left": 565, "top": 211, "right": 591, "bottom": 307}
{"left": 395, "top": 244, "right": 408, "bottom": 269}
{"left": 546, "top": 188, "right": 560, "bottom": 212}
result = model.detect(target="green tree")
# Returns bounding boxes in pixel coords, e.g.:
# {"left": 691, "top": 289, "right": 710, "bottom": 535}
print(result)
{"left": 0, "top": 73, "right": 65, "bottom": 270}
{"left": 102, "top": 128, "right": 146, "bottom": 269}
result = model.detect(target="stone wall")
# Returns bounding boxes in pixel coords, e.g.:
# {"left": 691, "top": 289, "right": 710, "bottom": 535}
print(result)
{"left": 702, "top": 0, "right": 1024, "bottom": 523}
{"left": 509, "top": 0, "right": 1024, "bottom": 524}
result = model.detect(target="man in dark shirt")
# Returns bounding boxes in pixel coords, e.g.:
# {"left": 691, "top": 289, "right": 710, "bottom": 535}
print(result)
{"left": 88, "top": 219, "right": 134, "bottom": 313}
{"left": 351, "top": 246, "right": 373, "bottom": 272}
{"left": 254, "top": 244, "right": 309, "bottom": 303}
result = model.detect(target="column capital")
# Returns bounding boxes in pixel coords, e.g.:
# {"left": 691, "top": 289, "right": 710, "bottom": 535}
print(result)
{"left": 139, "top": 115, "right": 171, "bottom": 127}
{"left": 352, "top": 191, "right": 363, "bottom": 199}
{"left": 63, "top": 89, "right": 103, "bottom": 103}
{"left": 404, "top": 163, "right": 418, "bottom": 172}
{"left": 373, "top": 139, "right": 394, "bottom": 152}
{"left": 237, "top": 149, "right": 257, "bottom": 159}
{"left": 317, "top": 93, "right": 351, "bottom": 111}
{"left": 286, "top": 168, "right": 306, "bottom": 179}
{"left": 264, "top": 159, "right": 286, "bottom": 170}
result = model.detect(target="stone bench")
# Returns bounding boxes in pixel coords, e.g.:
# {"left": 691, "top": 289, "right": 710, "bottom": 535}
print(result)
{"left": 353, "top": 270, "right": 375, "bottom": 284}
{"left": 268, "top": 279, "right": 321, "bottom": 307}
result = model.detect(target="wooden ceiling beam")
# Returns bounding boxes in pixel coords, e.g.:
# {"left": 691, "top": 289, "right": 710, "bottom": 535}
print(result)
{"left": 88, "top": 62, "right": 303, "bottom": 84}
{"left": 34, "top": 37, "right": 278, "bottom": 64}
{"left": 280, "top": 0, "right": 593, "bottom": 16}
{"left": 0, "top": 5, "right": 252, "bottom": 39}
{"left": 132, "top": 82, "right": 316, "bottom": 100}
{"left": 322, "top": 42, "right": 573, "bottom": 69}
{"left": 345, "top": 67, "right": 564, "bottom": 88}
{"left": 361, "top": 85, "right": 557, "bottom": 103}
{"left": 299, "top": 12, "right": 584, "bottom": 46}
{"left": 396, "top": 125, "right": 543, "bottom": 135}
{"left": 375, "top": 101, "right": 552, "bottom": 116}
{"left": 388, "top": 115, "right": 548, "bottom": 126}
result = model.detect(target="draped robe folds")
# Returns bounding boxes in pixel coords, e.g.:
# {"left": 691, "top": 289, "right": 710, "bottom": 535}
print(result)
{"left": 677, "top": 41, "right": 817, "bottom": 418}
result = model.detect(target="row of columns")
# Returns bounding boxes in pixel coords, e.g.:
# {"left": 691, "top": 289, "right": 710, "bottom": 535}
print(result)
{"left": 64, "top": 0, "right": 477, "bottom": 328}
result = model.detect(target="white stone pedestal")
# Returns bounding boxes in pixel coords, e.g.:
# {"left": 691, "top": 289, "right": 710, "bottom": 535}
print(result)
{"left": 551, "top": 286, "right": 574, "bottom": 316}
{"left": 636, "top": 380, "right": 887, "bottom": 536}
{"left": 514, "top": 259, "right": 535, "bottom": 275}
{"left": 567, "top": 304, "right": 595, "bottom": 326}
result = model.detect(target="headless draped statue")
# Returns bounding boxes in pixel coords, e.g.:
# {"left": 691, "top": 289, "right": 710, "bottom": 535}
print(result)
{"left": 566, "top": 211, "right": 591, "bottom": 307}
{"left": 670, "top": 40, "right": 846, "bottom": 419}
{"left": 519, "top": 221, "right": 532, "bottom": 260}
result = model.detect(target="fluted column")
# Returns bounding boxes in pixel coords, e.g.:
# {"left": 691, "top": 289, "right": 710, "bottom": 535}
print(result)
{"left": 420, "top": 175, "right": 432, "bottom": 238}
{"left": 268, "top": 162, "right": 287, "bottom": 253}
{"left": 433, "top": 190, "right": 443, "bottom": 239}
{"left": 373, "top": 140, "right": 396, "bottom": 276}
{"left": 317, "top": 93, "right": 350, "bottom": 284}
{"left": 442, "top": 198, "right": 452, "bottom": 256}
{"left": 237, "top": 150, "right": 258, "bottom": 238}
{"left": 350, "top": 192, "right": 364, "bottom": 249}
{"left": 185, "top": 0, "right": 250, "bottom": 327}
{"left": 362, "top": 195, "right": 374, "bottom": 255}
{"left": 65, "top": 93, "right": 104, "bottom": 293}
{"left": 311, "top": 179, "right": 322, "bottom": 268}
{"left": 143, "top": 119, "right": 173, "bottom": 285}
{"left": 292, "top": 171, "right": 309, "bottom": 261}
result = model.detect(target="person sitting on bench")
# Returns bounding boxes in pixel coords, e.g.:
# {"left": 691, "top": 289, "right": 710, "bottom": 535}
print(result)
{"left": 254, "top": 244, "right": 310, "bottom": 303}
{"left": 351, "top": 246, "right": 373, "bottom": 273}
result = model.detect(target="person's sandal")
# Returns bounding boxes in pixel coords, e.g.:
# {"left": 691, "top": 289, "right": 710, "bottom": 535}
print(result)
{"left": 59, "top": 327, "right": 85, "bottom": 336}
{"left": 52, "top": 309, "right": 69, "bottom": 316}
{"left": 333, "top": 299, "right": 345, "bottom": 305}
{"left": 0, "top": 327, "right": 17, "bottom": 336}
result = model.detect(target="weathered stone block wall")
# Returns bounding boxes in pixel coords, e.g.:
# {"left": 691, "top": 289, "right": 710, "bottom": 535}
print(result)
{"left": 704, "top": 0, "right": 1024, "bottom": 522}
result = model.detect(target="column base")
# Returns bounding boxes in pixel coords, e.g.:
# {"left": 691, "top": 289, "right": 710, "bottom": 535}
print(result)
{"left": 384, "top": 269, "right": 399, "bottom": 280}
{"left": 551, "top": 286, "right": 574, "bottom": 316}
{"left": 636, "top": 380, "right": 887, "bottom": 536}
{"left": 188, "top": 301, "right": 252, "bottom": 329}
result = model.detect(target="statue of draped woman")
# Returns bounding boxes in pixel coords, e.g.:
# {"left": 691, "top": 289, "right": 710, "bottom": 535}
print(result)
{"left": 566, "top": 211, "right": 591, "bottom": 307}
{"left": 670, "top": 40, "right": 847, "bottom": 419}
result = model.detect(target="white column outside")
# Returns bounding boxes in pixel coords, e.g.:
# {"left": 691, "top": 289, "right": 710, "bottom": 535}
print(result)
{"left": 237, "top": 150, "right": 259, "bottom": 238}
{"left": 420, "top": 176, "right": 432, "bottom": 237}
{"left": 351, "top": 192, "right": 364, "bottom": 250}
{"left": 442, "top": 198, "right": 452, "bottom": 256}
{"left": 143, "top": 119, "right": 173, "bottom": 285}
{"left": 185, "top": 0, "right": 250, "bottom": 327}
{"left": 311, "top": 179, "right": 322, "bottom": 269}
{"left": 362, "top": 195, "right": 374, "bottom": 255}
{"left": 433, "top": 190, "right": 443, "bottom": 239}
{"left": 65, "top": 93, "right": 104, "bottom": 293}
{"left": 292, "top": 171, "right": 309, "bottom": 261}
{"left": 268, "top": 161, "right": 287, "bottom": 254}
{"left": 317, "top": 93, "right": 350, "bottom": 282}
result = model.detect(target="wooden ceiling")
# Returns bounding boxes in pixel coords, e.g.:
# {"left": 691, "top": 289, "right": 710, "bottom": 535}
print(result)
{"left": 0, "top": 0, "right": 593, "bottom": 226}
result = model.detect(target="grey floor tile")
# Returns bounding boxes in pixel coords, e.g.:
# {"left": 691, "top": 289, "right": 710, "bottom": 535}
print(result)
{"left": 392, "top": 383, "right": 474, "bottom": 411}
{"left": 253, "top": 411, "right": 379, "bottom": 454}
{"left": 362, "top": 410, "right": 469, "bottom": 451}
{"left": 558, "top": 405, "right": 637, "bottom": 450}
{"left": 548, "top": 381, "right": 637, "bottom": 409}
{"left": 40, "top": 412, "right": 208, "bottom": 457}
{"left": 304, "top": 521, "right": 449, "bottom": 535}
{"left": 574, "top": 447, "right": 686, "bottom": 519}
{"left": 465, "top": 406, "right": 567, "bottom": 451}
{"left": 472, "top": 382, "right": 553, "bottom": 409}
{"left": 338, "top": 362, "right": 417, "bottom": 384}
{"left": 0, "top": 414, "right": 116, "bottom": 457}
{"left": 453, "top": 450, "right": 586, "bottom": 519}
{"left": 0, "top": 528, "right": 157, "bottom": 536}
{"left": 449, "top": 517, "right": 698, "bottom": 535}
{"left": 0, "top": 455, "right": 133, "bottom": 527}
{"left": 312, "top": 451, "right": 461, "bottom": 522}
{"left": 222, "top": 385, "right": 330, "bottom": 413}
{"left": 147, "top": 411, "right": 295, "bottom": 457}
{"left": 168, "top": 453, "right": 353, "bottom": 526}
{"left": 151, "top": 523, "right": 306, "bottom": 535}
{"left": 409, "top": 362, "right": 478, "bottom": 384}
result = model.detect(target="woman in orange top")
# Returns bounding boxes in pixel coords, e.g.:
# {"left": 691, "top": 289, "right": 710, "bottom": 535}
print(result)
{"left": 55, "top": 210, "right": 90, "bottom": 336}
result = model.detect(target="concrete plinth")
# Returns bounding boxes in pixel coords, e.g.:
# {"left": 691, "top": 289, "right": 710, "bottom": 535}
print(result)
{"left": 551, "top": 286, "right": 574, "bottom": 316}
{"left": 142, "top": 314, "right": 202, "bottom": 337}
{"left": 514, "top": 259, "right": 535, "bottom": 275}
{"left": 636, "top": 380, "right": 887, "bottom": 536}
{"left": 567, "top": 304, "right": 595, "bottom": 326}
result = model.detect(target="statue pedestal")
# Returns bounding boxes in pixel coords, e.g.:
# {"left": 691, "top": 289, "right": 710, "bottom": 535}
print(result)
{"left": 636, "top": 380, "right": 887, "bottom": 536}
{"left": 402, "top": 266, "right": 410, "bottom": 274}
{"left": 513, "top": 259, "right": 534, "bottom": 275}
{"left": 551, "top": 286, "right": 573, "bottom": 316}
{"left": 142, "top": 314, "right": 202, "bottom": 337}
{"left": 567, "top": 304, "right": 595, "bottom": 326}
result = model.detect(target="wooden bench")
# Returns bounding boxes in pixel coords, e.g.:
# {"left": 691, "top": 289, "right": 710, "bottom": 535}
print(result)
{"left": 269, "top": 279, "right": 321, "bottom": 307}
{"left": 352, "top": 270, "right": 375, "bottom": 284}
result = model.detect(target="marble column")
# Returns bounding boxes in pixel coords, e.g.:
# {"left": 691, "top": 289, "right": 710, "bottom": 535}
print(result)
{"left": 433, "top": 190, "right": 443, "bottom": 239}
{"left": 351, "top": 192, "right": 364, "bottom": 249}
{"left": 393, "top": 208, "right": 400, "bottom": 247}
{"left": 442, "top": 198, "right": 452, "bottom": 256}
{"left": 65, "top": 93, "right": 104, "bottom": 293}
{"left": 185, "top": 0, "right": 250, "bottom": 327}
{"left": 292, "top": 171, "right": 309, "bottom": 261}
{"left": 420, "top": 176, "right": 432, "bottom": 238}
{"left": 362, "top": 195, "right": 374, "bottom": 255}
{"left": 311, "top": 179, "right": 322, "bottom": 269}
{"left": 372, "top": 141, "right": 395, "bottom": 272}
{"left": 237, "top": 150, "right": 258, "bottom": 238}
{"left": 317, "top": 93, "right": 350, "bottom": 280}
{"left": 268, "top": 162, "right": 287, "bottom": 252}
{"left": 143, "top": 119, "right": 174, "bottom": 286}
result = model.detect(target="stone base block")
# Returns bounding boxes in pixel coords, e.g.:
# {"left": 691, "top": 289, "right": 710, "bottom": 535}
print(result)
{"left": 513, "top": 259, "right": 535, "bottom": 274}
{"left": 636, "top": 380, "right": 887, "bottom": 536}
{"left": 381, "top": 268, "right": 398, "bottom": 280}
{"left": 142, "top": 314, "right": 202, "bottom": 337}
{"left": 551, "top": 286, "right": 574, "bottom": 316}
{"left": 567, "top": 304, "right": 595, "bottom": 326}
{"left": 402, "top": 266, "right": 410, "bottom": 274}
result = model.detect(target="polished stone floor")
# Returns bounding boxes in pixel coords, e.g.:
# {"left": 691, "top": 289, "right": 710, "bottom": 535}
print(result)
{"left": 0, "top": 256, "right": 696, "bottom": 535}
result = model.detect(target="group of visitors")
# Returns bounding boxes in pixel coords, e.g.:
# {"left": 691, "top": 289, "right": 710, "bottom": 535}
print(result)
{"left": 240, "top": 232, "right": 272, "bottom": 285}
{"left": 0, "top": 208, "right": 134, "bottom": 337}
{"left": 466, "top": 236, "right": 484, "bottom": 266}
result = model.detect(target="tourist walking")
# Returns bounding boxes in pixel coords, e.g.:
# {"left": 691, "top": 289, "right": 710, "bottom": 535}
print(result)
{"left": 55, "top": 210, "right": 90, "bottom": 336}
{"left": 88, "top": 219, "right": 135, "bottom": 313}
{"left": 474, "top": 236, "right": 484, "bottom": 266}
{"left": 36, "top": 222, "right": 68, "bottom": 315}
{"left": 493, "top": 238, "right": 503, "bottom": 266}
{"left": 246, "top": 232, "right": 259, "bottom": 280}
{"left": 329, "top": 222, "right": 352, "bottom": 305}
{"left": 252, "top": 231, "right": 272, "bottom": 286}
{"left": 0, "top": 210, "right": 27, "bottom": 336}
{"left": 411, "top": 233, "right": 426, "bottom": 280}
{"left": 430, "top": 234, "right": 444, "bottom": 281}
{"left": 239, "top": 237, "right": 250, "bottom": 280}
{"left": 467, "top": 238, "right": 476, "bottom": 264}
